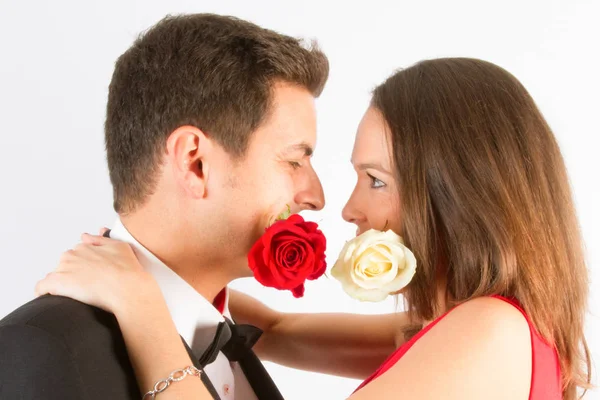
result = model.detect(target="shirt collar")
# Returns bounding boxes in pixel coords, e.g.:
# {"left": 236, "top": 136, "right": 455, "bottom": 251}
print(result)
{"left": 108, "top": 218, "right": 229, "bottom": 354}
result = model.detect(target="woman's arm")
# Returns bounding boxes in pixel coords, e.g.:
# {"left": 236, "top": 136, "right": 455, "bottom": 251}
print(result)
{"left": 230, "top": 289, "right": 413, "bottom": 379}
{"left": 116, "top": 283, "right": 211, "bottom": 399}
{"left": 35, "top": 235, "right": 213, "bottom": 400}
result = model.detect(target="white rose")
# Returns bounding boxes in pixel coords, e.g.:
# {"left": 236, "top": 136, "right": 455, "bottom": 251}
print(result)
{"left": 331, "top": 229, "right": 417, "bottom": 302}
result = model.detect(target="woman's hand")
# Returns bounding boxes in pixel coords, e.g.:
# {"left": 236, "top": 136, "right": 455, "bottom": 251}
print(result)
{"left": 35, "top": 232, "right": 160, "bottom": 316}
{"left": 36, "top": 231, "right": 213, "bottom": 399}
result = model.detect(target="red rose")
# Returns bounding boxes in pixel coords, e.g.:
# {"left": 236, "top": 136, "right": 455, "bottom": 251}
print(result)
{"left": 248, "top": 214, "right": 327, "bottom": 298}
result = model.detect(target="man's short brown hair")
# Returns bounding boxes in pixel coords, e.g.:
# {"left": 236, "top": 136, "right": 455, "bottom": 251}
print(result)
{"left": 105, "top": 14, "right": 329, "bottom": 213}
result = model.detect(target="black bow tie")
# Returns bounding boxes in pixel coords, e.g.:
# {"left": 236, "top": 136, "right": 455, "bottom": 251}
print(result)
{"left": 102, "top": 229, "right": 263, "bottom": 367}
{"left": 198, "top": 319, "right": 263, "bottom": 367}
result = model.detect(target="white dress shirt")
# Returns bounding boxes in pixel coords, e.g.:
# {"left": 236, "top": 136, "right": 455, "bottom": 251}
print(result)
{"left": 109, "top": 219, "right": 258, "bottom": 400}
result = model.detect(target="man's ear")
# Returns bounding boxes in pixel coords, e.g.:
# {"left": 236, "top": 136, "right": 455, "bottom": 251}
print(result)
{"left": 165, "top": 125, "right": 212, "bottom": 199}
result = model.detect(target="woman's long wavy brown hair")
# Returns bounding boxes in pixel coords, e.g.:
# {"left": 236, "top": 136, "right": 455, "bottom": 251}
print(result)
{"left": 372, "top": 57, "right": 591, "bottom": 399}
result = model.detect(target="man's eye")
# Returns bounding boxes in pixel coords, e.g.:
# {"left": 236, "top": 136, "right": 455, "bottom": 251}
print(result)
{"left": 289, "top": 161, "right": 302, "bottom": 170}
{"left": 367, "top": 173, "right": 386, "bottom": 188}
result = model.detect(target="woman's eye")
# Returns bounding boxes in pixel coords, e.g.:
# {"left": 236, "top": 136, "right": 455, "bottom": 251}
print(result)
{"left": 367, "top": 173, "right": 386, "bottom": 188}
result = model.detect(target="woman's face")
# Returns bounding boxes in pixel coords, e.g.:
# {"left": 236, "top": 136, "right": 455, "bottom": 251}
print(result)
{"left": 342, "top": 107, "right": 402, "bottom": 236}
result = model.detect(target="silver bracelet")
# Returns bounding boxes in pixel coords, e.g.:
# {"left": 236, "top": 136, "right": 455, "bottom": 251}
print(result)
{"left": 142, "top": 365, "right": 203, "bottom": 399}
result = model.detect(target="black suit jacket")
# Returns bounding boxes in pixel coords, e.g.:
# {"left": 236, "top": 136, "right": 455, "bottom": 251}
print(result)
{"left": 0, "top": 294, "right": 284, "bottom": 400}
{"left": 0, "top": 294, "right": 141, "bottom": 399}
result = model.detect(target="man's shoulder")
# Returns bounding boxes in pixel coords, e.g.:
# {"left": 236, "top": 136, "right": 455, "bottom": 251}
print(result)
{"left": 0, "top": 294, "right": 120, "bottom": 342}
{"left": 0, "top": 297, "right": 141, "bottom": 399}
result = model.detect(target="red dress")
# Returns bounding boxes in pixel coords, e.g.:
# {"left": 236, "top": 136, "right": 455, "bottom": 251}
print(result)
{"left": 354, "top": 296, "right": 562, "bottom": 399}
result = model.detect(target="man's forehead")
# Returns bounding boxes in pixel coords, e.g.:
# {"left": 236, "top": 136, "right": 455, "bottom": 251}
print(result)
{"left": 251, "top": 83, "right": 317, "bottom": 152}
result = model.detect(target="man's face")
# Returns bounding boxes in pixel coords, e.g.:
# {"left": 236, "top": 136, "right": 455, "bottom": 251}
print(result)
{"left": 209, "top": 81, "right": 325, "bottom": 273}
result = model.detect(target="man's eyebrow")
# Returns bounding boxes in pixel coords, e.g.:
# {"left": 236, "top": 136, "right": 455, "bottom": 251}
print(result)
{"left": 284, "top": 143, "right": 314, "bottom": 157}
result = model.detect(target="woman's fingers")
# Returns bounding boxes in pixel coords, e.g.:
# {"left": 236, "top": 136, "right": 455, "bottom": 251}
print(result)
{"left": 35, "top": 271, "right": 72, "bottom": 297}
{"left": 56, "top": 243, "right": 94, "bottom": 269}
{"left": 81, "top": 233, "right": 112, "bottom": 246}
{"left": 37, "top": 234, "right": 150, "bottom": 314}
{"left": 35, "top": 268, "right": 113, "bottom": 312}
{"left": 79, "top": 235, "right": 137, "bottom": 263}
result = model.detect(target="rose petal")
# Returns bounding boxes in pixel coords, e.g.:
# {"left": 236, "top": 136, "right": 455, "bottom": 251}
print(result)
{"left": 276, "top": 244, "right": 314, "bottom": 288}
{"left": 277, "top": 241, "right": 304, "bottom": 271}
{"left": 352, "top": 230, "right": 383, "bottom": 255}
{"left": 269, "top": 223, "right": 310, "bottom": 242}
{"left": 249, "top": 213, "right": 328, "bottom": 298}
{"left": 273, "top": 239, "right": 309, "bottom": 274}
{"left": 300, "top": 221, "right": 319, "bottom": 234}
{"left": 349, "top": 247, "right": 397, "bottom": 289}
{"left": 292, "top": 284, "right": 305, "bottom": 298}
{"left": 382, "top": 229, "right": 404, "bottom": 244}
{"left": 381, "top": 246, "right": 417, "bottom": 293}
{"left": 331, "top": 258, "right": 351, "bottom": 282}
{"left": 286, "top": 214, "right": 304, "bottom": 224}
{"left": 341, "top": 281, "right": 390, "bottom": 302}
{"left": 330, "top": 228, "right": 417, "bottom": 302}
{"left": 247, "top": 240, "right": 265, "bottom": 272}
{"left": 308, "top": 255, "right": 327, "bottom": 280}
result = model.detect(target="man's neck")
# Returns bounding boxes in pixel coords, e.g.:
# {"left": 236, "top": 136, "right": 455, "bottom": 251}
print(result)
{"left": 119, "top": 212, "right": 236, "bottom": 304}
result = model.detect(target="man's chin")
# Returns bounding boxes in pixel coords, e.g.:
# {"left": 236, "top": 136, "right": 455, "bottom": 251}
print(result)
{"left": 233, "top": 259, "right": 255, "bottom": 279}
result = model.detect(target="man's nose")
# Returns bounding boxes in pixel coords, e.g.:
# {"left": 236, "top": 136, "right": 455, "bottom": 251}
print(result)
{"left": 295, "top": 167, "right": 325, "bottom": 211}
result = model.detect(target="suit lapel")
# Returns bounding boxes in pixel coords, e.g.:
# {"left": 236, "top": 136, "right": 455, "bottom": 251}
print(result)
{"left": 236, "top": 349, "right": 284, "bottom": 400}
{"left": 181, "top": 336, "right": 222, "bottom": 400}
{"left": 224, "top": 318, "right": 283, "bottom": 400}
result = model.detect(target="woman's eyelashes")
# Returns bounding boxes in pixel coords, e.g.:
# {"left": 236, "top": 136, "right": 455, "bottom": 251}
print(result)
{"left": 367, "top": 173, "right": 386, "bottom": 189}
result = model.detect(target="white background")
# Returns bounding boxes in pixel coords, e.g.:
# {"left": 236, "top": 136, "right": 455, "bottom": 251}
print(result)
{"left": 1, "top": 0, "right": 599, "bottom": 398}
